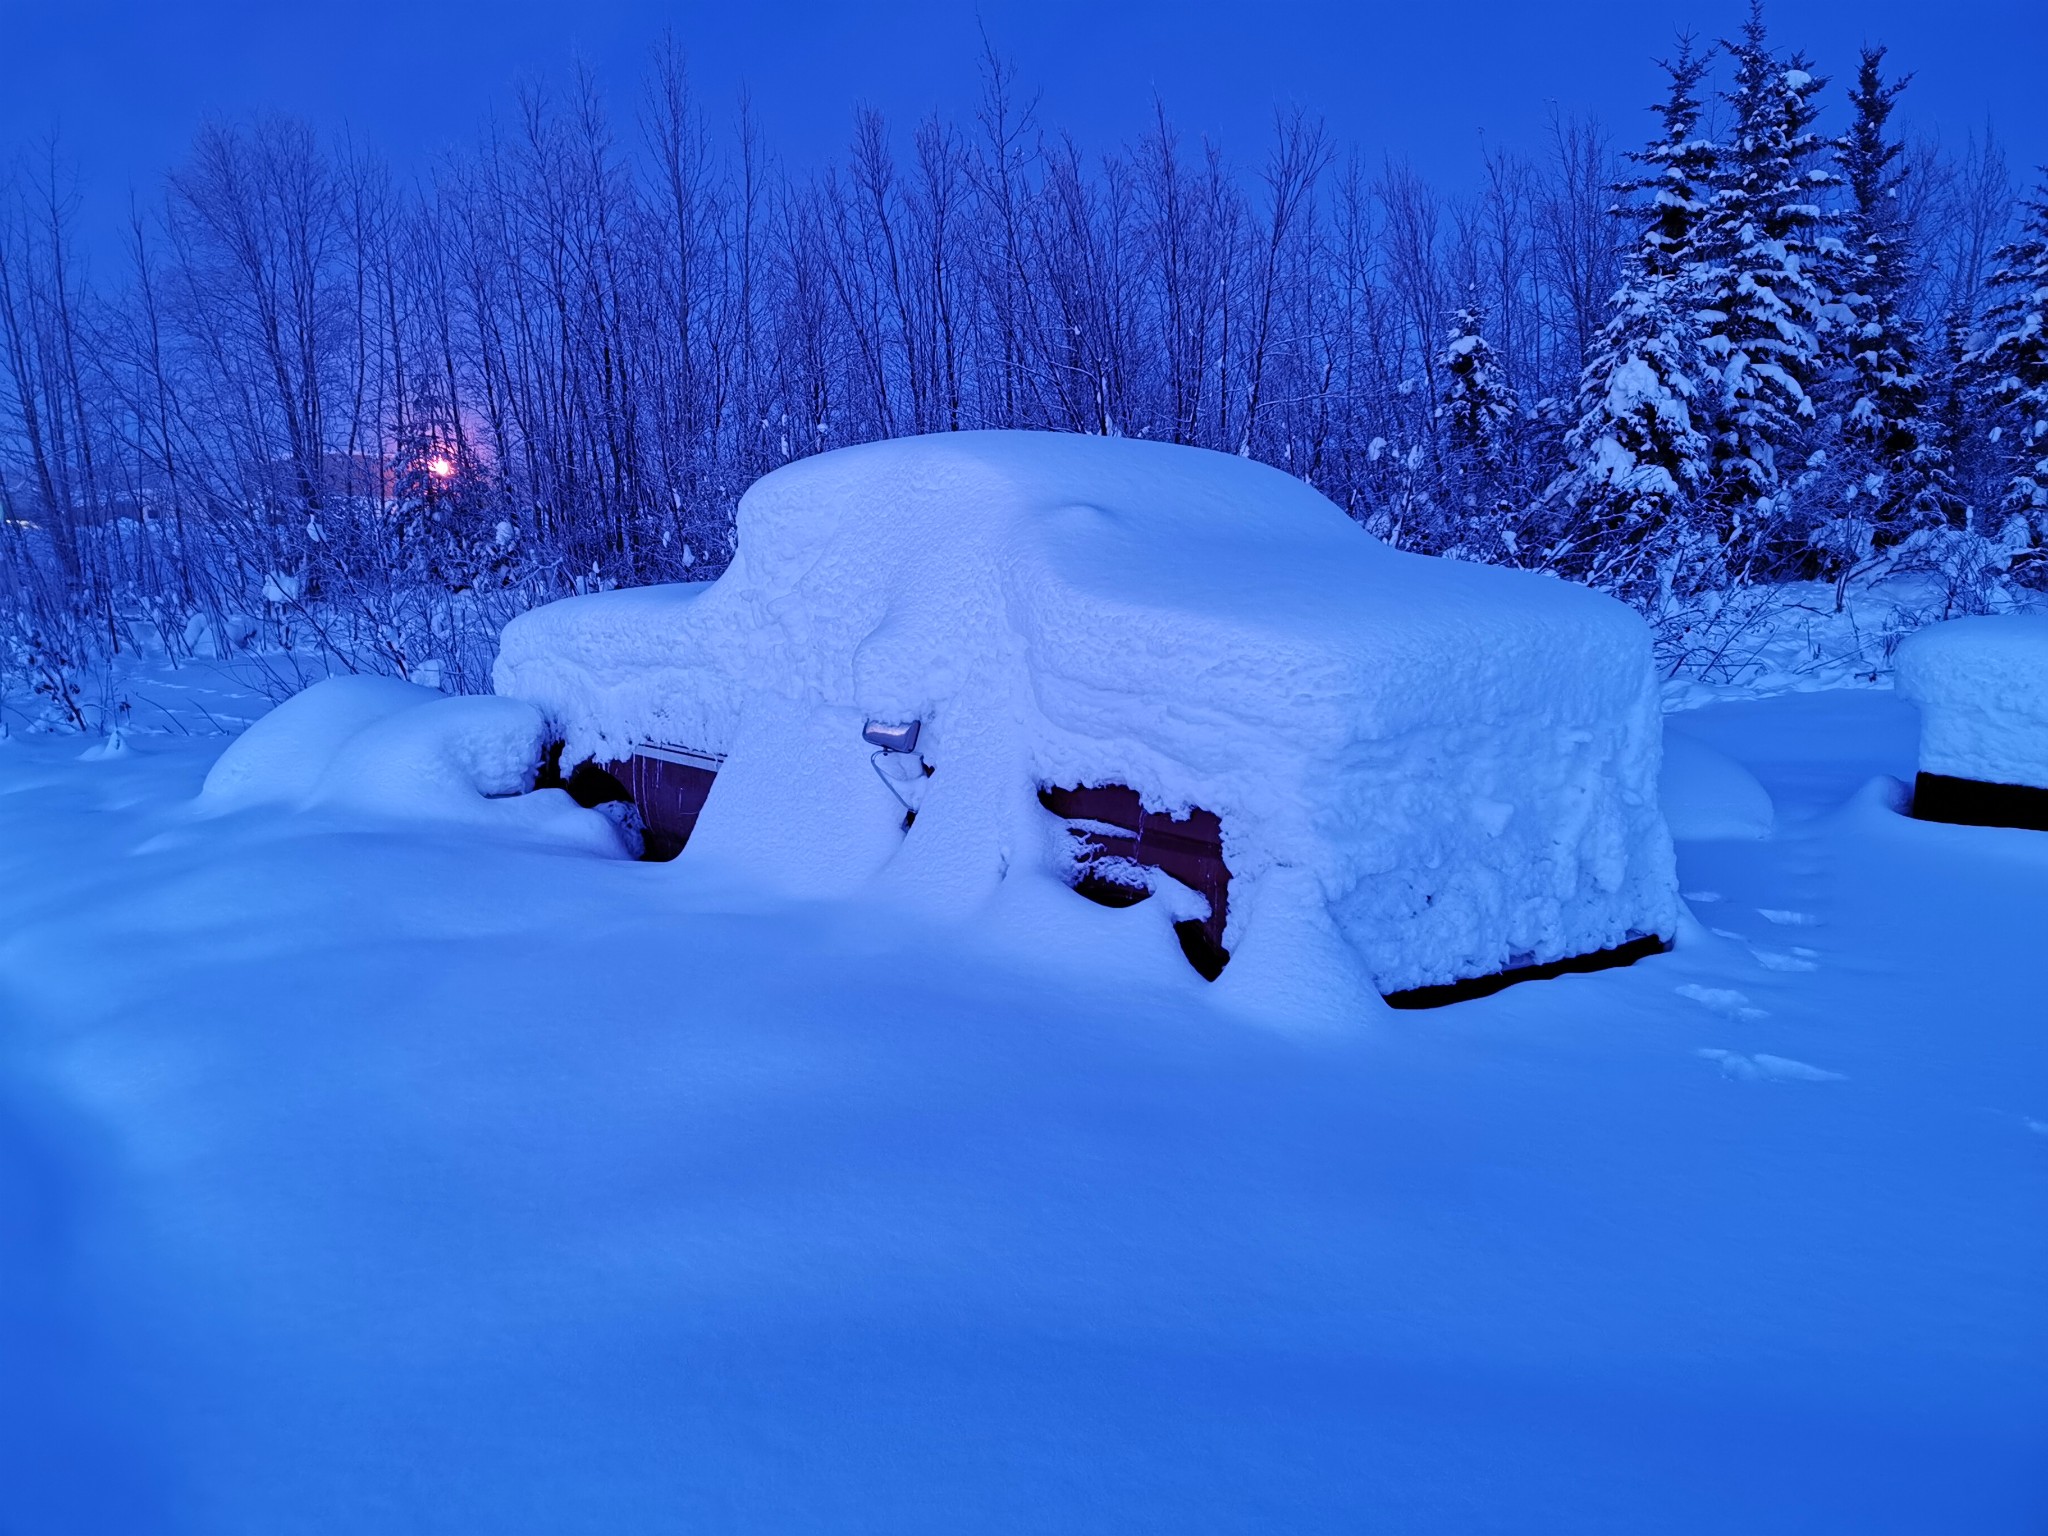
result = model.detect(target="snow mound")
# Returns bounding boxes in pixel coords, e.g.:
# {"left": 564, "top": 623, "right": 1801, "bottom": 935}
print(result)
{"left": 313, "top": 695, "right": 629, "bottom": 857}
{"left": 311, "top": 692, "right": 539, "bottom": 808}
{"left": 201, "top": 675, "right": 440, "bottom": 809}
{"left": 1659, "top": 730, "right": 1774, "bottom": 840}
{"left": 200, "top": 678, "right": 629, "bottom": 857}
{"left": 1894, "top": 615, "right": 2048, "bottom": 789}
{"left": 77, "top": 729, "right": 132, "bottom": 763}
{"left": 496, "top": 431, "right": 1677, "bottom": 1004}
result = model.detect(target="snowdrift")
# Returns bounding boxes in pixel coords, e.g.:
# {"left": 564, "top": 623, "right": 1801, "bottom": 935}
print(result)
{"left": 1660, "top": 730, "right": 1775, "bottom": 841}
{"left": 199, "top": 674, "right": 442, "bottom": 809}
{"left": 199, "top": 676, "right": 632, "bottom": 857}
{"left": 494, "top": 431, "right": 1677, "bottom": 1008}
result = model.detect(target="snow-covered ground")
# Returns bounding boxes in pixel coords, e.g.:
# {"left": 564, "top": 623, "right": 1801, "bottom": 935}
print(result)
{"left": 2, "top": 675, "right": 2043, "bottom": 1534}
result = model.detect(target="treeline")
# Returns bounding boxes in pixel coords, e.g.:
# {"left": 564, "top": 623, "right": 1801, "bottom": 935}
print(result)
{"left": 2, "top": 8, "right": 2045, "bottom": 722}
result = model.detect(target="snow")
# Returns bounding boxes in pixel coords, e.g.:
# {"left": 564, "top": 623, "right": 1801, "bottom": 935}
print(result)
{"left": 1695, "top": 1046, "right": 1844, "bottom": 1081}
{"left": 496, "top": 431, "right": 1677, "bottom": 1004}
{"left": 1893, "top": 613, "right": 2048, "bottom": 788}
{"left": 1660, "top": 728, "right": 1775, "bottom": 839}
{"left": 198, "top": 673, "right": 439, "bottom": 808}
{"left": 1, "top": 683, "right": 2044, "bottom": 1533}
{"left": 200, "top": 675, "right": 631, "bottom": 856}
{"left": 75, "top": 729, "right": 131, "bottom": 763}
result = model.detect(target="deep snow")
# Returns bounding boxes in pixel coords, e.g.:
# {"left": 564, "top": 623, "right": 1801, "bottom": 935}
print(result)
{"left": 199, "top": 678, "right": 632, "bottom": 859}
{"left": 1, "top": 681, "right": 2044, "bottom": 1534}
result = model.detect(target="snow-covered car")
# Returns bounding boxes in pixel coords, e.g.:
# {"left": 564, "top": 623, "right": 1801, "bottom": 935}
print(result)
{"left": 1896, "top": 613, "right": 2048, "bottom": 832}
{"left": 494, "top": 431, "right": 1677, "bottom": 1013}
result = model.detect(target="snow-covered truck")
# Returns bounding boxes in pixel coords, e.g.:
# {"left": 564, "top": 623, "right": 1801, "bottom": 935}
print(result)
{"left": 494, "top": 431, "right": 1677, "bottom": 1011}
{"left": 1896, "top": 613, "right": 2048, "bottom": 832}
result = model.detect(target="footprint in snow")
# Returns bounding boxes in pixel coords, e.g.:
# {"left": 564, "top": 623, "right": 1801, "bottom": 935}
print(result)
{"left": 1757, "top": 908, "right": 1819, "bottom": 927}
{"left": 1707, "top": 931, "right": 1819, "bottom": 973}
{"left": 1676, "top": 983, "right": 1768, "bottom": 1020}
{"left": 1696, "top": 1048, "right": 1846, "bottom": 1083}
{"left": 1752, "top": 949, "right": 1820, "bottom": 972}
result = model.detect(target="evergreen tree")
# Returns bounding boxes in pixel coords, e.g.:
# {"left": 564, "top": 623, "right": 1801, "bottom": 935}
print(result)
{"left": 1933, "top": 306, "right": 2024, "bottom": 523}
{"left": 1630, "top": 39, "right": 1721, "bottom": 284}
{"left": 1887, "top": 306, "right": 2031, "bottom": 616}
{"left": 1831, "top": 45, "right": 1933, "bottom": 545}
{"left": 1434, "top": 301, "right": 1521, "bottom": 548}
{"left": 385, "top": 389, "right": 506, "bottom": 595}
{"left": 1548, "top": 40, "right": 1716, "bottom": 600}
{"left": 1902, "top": 307, "right": 1971, "bottom": 527}
{"left": 389, "top": 393, "right": 462, "bottom": 544}
{"left": 1973, "top": 180, "right": 2048, "bottom": 577}
{"left": 1695, "top": 4, "right": 1837, "bottom": 572}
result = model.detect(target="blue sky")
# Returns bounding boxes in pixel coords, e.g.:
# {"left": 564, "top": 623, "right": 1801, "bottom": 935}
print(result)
{"left": 3, "top": 0, "right": 2041, "bottom": 260}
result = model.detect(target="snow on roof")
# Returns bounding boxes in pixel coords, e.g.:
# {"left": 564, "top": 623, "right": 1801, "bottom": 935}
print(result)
{"left": 495, "top": 431, "right": 1675, "bottom": 1012}
{"left": 1895, "top": 614, "right": 2048, "bottom": 790}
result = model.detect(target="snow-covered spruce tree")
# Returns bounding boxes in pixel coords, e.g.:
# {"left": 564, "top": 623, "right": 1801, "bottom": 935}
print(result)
{"left": 1545, "top": 40, "right": 1716, "bottom": 601}
{"left": 385, "top": 395, "right": 468, "bottom": 563}
{"left": 1920, "top": 309, "right": 1980, "bottom": 524}
{"left": 1693, "top": 5, "right": 1838, "bottom": 579}
{"left": 1971, "top": 181, "right": 2048, "bottom": 583}
{"left": 1828, "top": 45, "right": 1937, "bottom": 552}
{"left": 1433, "top": 301, "right": 1523, "bottom": 555}
{"left": 1882, "top": 298, "right": 2040, "bottom": 617}
{"left": 310, "top": 390, "right": 525, "bottom": 686}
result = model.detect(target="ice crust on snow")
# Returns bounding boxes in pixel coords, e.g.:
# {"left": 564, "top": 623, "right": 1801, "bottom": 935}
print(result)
{"left": 1894, "top": 614, "right": 2048, "bottom": 789}
{"left": 200, "top": 677, "right": 629, "bottom": 856}
{"left": 494, "top": 430, "right": 1677, "bottom": 1003}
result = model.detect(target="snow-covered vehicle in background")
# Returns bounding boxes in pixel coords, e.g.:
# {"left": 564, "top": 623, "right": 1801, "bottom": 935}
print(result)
{"left": 1897, "top": 613, "right": 2048, "bottom": 832}
{"left": 494, "top": 431, "right": 1678, "bottom": 1014}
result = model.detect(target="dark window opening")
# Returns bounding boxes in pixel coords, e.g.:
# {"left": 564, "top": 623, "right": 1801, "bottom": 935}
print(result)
{"left": 1040, "top": 783, "right": 1232, "bottom": 981}
{"left": 539, "top": 741, "right": 723, "bottom": 862}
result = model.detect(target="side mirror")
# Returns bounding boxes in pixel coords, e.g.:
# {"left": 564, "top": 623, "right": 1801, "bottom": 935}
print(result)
{"left": 862, "top": 718, "right": 921, "bottom": 754}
